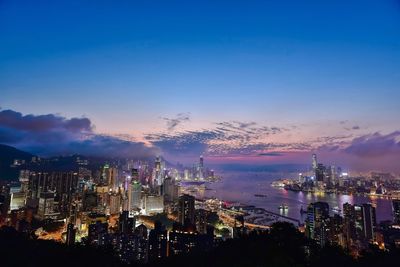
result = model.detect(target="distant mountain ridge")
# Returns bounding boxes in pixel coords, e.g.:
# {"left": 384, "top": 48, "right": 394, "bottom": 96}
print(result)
{"left": 0, "top": 144, "right": 34, "bottom": 181}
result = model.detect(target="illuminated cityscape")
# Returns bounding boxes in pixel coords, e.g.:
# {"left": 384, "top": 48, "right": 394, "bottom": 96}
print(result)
{"left": 1, "top": 1, "right": 400, "bottom": 266}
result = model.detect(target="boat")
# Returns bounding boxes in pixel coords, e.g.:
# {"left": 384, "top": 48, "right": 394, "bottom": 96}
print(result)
{"left": 279, "top": 204, "right": 289, "bottom": 210}
{"left": 332, "top": 206, "right": 341, "bottom": 213}
{"left": 254, "top": 194, "right": 267, "bottom": 198}
{"left": 284, "top": 184, "right": 302, "bottom": 192}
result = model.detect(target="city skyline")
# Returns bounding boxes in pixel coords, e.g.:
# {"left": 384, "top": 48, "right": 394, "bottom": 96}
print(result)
{"left": 2, "top": 2, "right": 400, "bottom": 265}
{"left": 1, "top": 1, "right": 400, "bottom": 171}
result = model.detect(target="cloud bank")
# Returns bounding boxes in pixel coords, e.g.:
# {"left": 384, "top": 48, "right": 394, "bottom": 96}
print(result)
{"left": 1, "top": 108, "right": 400, "bottom": 171}
{"left": 0, "top": 109, "right": 157, "bottom": 158}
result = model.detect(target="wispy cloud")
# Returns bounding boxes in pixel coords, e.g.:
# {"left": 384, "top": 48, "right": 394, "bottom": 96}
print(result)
{"left": 161, "top": 113, "right": 190, "bottom": 131}
{"left": 145, "top": 120, "right": 293, "bottom": 158}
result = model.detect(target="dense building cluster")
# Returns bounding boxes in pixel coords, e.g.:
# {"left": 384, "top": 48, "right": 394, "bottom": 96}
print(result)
{"left": 0, "top": 156, "right": 219, "bottom": 264}
{"left": 1, "top": 153, "right": 400, "bottom": 264}
{"left": 305, "top": 199, "right": 400, "bottom": 255}
{"left": 282, "top": 154, "right": 400, "bottom": 197}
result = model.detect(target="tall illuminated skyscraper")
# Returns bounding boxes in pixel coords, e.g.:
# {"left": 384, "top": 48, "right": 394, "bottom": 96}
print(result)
{"left": 148, "top": 221, "right": 168, "bottom": 261}
{"left": 178, "top": 194, "right": 195, "bottom": 226}
{"left": 65, "top": 223, "right": 76, "bottom": 246}
{"left": 109, "top": 192, "right": 121, "bottom": 215}
{"left": 131, "top": 168, "right": 139, "bottom": 182}
{"left": 361, "top": 203, "right": 376, "bottom": 241}
{"left": 155, "top": 157, "right": 161, "bottom": 172}
{"left": 393, "top": 200, "right": 400, "bottom": 224}
{"left": 305, "top": 202, "right": 330, "bottom": 247}
{"left": 153, "top": 156, "right": 163, "bottom": 187}
{"left": 128, "top": 180, "right": 142, "bottom": 210}
{"left": 199, "top": 155, "right": 204, "bottom": 181}
{"left": 312, "top": 154, "right": 318, "bottom": 171}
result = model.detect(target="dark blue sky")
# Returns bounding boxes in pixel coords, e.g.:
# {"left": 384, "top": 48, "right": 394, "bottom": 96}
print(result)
{"left": 1, "top": 0, "right": 400, "bottom": 170}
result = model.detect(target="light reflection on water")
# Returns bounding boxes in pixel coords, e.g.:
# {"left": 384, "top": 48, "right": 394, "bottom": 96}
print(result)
{"left": 199, "top": 171, "right": 394, "bottom": 223}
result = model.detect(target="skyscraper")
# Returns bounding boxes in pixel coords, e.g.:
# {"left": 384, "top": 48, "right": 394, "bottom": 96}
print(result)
{"left": 119, "top": 210, "right": 135, "bottom": 235}
{"left": 343, "top": 202, "right": 356, "bottom": 247}
{"left": 168, "top": 222, "right": 198, "bottom": 256}
{"left": 37, "top": 192, "right": 55, "bottom": 220}
{"left": 343, "top": 202, "right": 376, "bottom": 244}
{"left": 107, "top": 167, "right": 118, "bottom": 191}
{"left": 195, "top": 209, "right": 208, "bottom": 234}
{"left": 148, "top": 221, "right": 168, "bottom": 261}
{"left": 312, "top": 154, "right": 318, "bottom": 171}
{"left": 392, "top": 199, "right": 400, "bottom": 224}
{"left": 66, "top": 223, "right": 76, "bottom": 246}
{"left": 163, "top": 177, "right": 178, "bottom": 202}
{"left": 358, "top": 203, "right": 376, "bottom": 241}
{"left": 134, "top": 224, "right": 148, "bottom": 263}
{"left": 128, "top": 180, "right": 142, "bottom": 211}
{"left": 330, "top": 165, "right": 337, "bottom": 185}
{"left": 315, "top": 164, "right": 326, "bottom": 182}
{"left": 178, "top": 194, "right": 195, "bottom": 226}
{"left": 306, "top": 202, "right": 330, "bottom": 247}
{"left": 109, "top": 192, "right": 121, "bottom": 215}
{"left": 154, "top": 157, "right": 163, "bottom": 187}
{"left": 143, "top": 195, "right": 164, "bottom": 215}
{"left": 131, "top": 168, "right": 139, "bottom": 182}
{"left": 199, "top": 155, "right": 204, "bottom": 181}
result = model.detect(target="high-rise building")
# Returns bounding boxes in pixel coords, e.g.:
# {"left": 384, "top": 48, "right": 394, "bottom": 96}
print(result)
{"left": 96, "top": 185, "right": 109, "bottom": 213}
{"left": 306, "top": 202, "right": 330, "bottom": 247}
{"left": 109, "top": 192, "right": 121, "bottom": 215}
{"left": 66, "top": 223, "right": 76, "bottom": 246}
{"left": 83, "top": 191, "right": 97, "bottom": 211}
{"left": 154, "top": 157, "right": 163, "bottom": 187}
{"left": 143, "top": 195, "right": 164, "bottom": 215}
{"left": 343, "top": 202, "right": 356, "bottom": 247}
{"left": 134, "top": 224, "right": 148, "bottom": 263}
{"left": 199, "top": 155, "right": 204, "bottom": 181}
{"left": 195, "top": 209, "right": 208, "bottom": 234}
{"left": 106, "top": 167, "right": 118, "bottom": 191}
{"left": 327, "top": 214, "right": 344, "bottom": 247}
{"left": 315, "top": 164, "right": 326, "bottom": 182}
{"left": 392, "top": 200, "right": 400, "bottom": 224}
{"left": 184, "top": 169, "right": 190, "bottom": 180}
{"left": 37, "top": 192, "right": 55, "bottom": 220}
{"left": 169, "top": 222, "right": 198, "bottom": 256}
{"left": 163, "top": 177, "right": 178, "bottom": 202}
{"left": 119, "top": 210, "right": 135, "bottom": 235}
{"left": 88, "top": 221, "right": 109, "bottom": 246}
{"left": 343, "top": 202, "right": 376, "bottom": 244}
{"left": 312, "top": 154, "right": 318, "bottom": 171}
{"left": 330, "top": 165, "right": 337, "bottom": 185}
{"left": 128, "top": 180, "right": 142, "bottom": 211}
{"left": 26, "top": 171, "right": 79, "bottom": 215}
{"left": 131, "top": 168, "right": 139, "bottom": 182}
{"left": 362, "top": 204, "right": 376, "bottom": 241}
{"left": 178, "top": 194, "right": 195, "bottom": 226}
{"left": 148, "top": 221, "right": 168, "bottom": 261}
{"left": 233, "top": 215, "right": 247, "bottom": 238}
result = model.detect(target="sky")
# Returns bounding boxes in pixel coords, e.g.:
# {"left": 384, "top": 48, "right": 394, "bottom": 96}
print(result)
{"left": 1, "top": 0, "right": 400, "bottom": 171}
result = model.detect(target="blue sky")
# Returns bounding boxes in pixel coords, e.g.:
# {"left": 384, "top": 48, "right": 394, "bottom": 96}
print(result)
{"left": 1, "top": 0, "right": 400, "bottom": 170}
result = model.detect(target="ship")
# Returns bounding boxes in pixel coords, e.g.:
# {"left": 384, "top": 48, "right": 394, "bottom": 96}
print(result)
{"left": 284, "top": 184, "right": 302, "bottom": 192}
{"left": 332, "top": 206, "right": 341, "bottom": 213}
{"left": 279, "top": 204, "right": 289, "bottom": 211}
